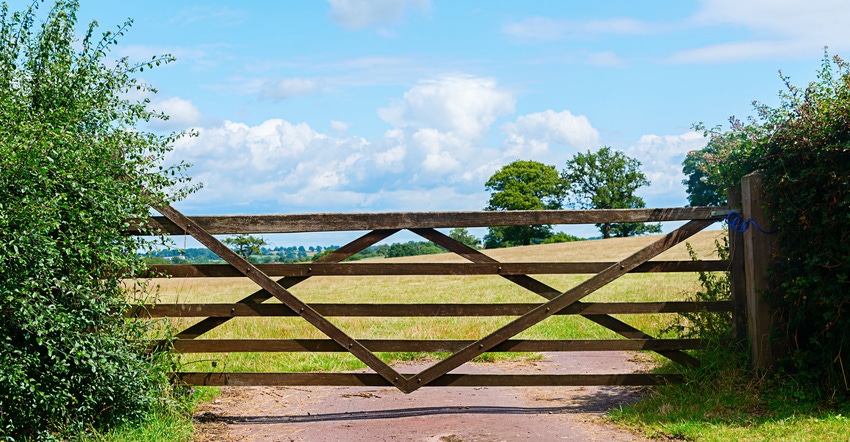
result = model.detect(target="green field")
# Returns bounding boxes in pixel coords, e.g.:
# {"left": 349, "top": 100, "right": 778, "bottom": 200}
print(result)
{"left": 143, "top": 229, "right": 727, "bottom": 373}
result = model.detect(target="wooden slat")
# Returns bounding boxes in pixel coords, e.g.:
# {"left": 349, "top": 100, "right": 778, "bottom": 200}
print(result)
{"left": 129, "top": 301, "right": 733, "bottom": 318}
{"left": 133, "top": 207, "right": 724, "bottom": 235}
{"left": 177, "top": 372, "right": 683, "bottom": 387}
{"left": 147, "top": 260, "right": 729, "bottom": 278}
{"left": 166, "top": 338, "right": 712, "bottom": 353}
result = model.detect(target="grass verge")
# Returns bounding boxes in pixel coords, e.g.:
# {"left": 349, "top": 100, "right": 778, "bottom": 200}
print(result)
{"left": 80, "top": 387, "right": 220, "bottom": 442}
{"left": 608, "top": 347, "right": 850, "bottom": 441}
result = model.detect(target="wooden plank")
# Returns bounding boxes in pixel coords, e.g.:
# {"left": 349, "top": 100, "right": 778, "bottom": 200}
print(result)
{"left": 166, "top": 338, "right": 712, "bottom": 353}
{"left": 134, "top": 207, "right": 724, "bottom": 235}
{"left": 174, "top": 229, "right": 397, "bottom": 339}
{"left": 405, "top": 220, "right": 715, "bottom": 393}
{"left": 741, "top": 172, "right": 778, "bottom": 370}
{"left": 727, "top": 187, "right": 748, "bottom": 347}
{"left": 177, "top": 372, "right": 683, "bottom": 387}
{"left": 153, "top": 204, "right": 409, "bottom": 389}
{"left": 129, "top": 301, "right": 733, "bottom": 318}
{"left": 147, "top": 260, "right": 729, "bottom": 278}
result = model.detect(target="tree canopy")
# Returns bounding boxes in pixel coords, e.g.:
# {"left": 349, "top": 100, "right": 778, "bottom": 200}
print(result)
{"left": 0, "top": 1, "right": 195, "bottom": 438}
{"left": 562, "top": 147, "right": 661, "bottom": 238}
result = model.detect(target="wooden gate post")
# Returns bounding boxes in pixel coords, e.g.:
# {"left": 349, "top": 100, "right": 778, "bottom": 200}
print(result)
{"left": 726, "top": 186, "right": 747, "bottom": 347}
{"left": 741, "top": 171, "right": 778, "bottom": 370}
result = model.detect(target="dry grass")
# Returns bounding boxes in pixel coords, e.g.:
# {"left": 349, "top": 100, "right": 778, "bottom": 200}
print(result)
{"left": 146, "top": 229, "right": 726, "bottom": 372}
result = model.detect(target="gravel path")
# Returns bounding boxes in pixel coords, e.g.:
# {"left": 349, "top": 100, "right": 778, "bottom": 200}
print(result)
{"left": 193, "top": 351, "right": 654, "bottom": 442}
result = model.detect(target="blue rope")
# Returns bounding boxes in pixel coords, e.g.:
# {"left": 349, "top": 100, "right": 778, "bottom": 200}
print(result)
{"left": 724, "top": 212, "right": 777, "bottom": 234}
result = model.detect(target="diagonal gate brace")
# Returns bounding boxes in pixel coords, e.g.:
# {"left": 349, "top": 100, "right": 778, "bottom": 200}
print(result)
{"left": 154, "top": 204, "right": 411, "bottom": 389}
{"left": 414, "top": 228, "right": 702, "bottom": 367}
{"left": 401, "top": 220, "right": 714, "bottom": 393}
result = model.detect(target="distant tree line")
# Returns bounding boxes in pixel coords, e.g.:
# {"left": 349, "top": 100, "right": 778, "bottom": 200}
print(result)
{"left": 144, "top": 239, "right": 452, "bottom": 264}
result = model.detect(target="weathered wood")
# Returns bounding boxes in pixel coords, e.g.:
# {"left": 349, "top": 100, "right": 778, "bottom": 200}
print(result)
{"left": 177, "top": 372, "right": 683, "bottom": 387}
{"left": 133, "top": 204, "right": 733, "bottom": 392}
{"left": 153, "top": 204, "right": 409, "bottom": 388}
{"left": 405, "top": 219, "right": 716, "bottom": 393}
{"left": 165, "top": 338, "right": 712, "bottom": 353}
{"left": 727, "top": 186, "right": 748, "bottom": 347}
{"left": 130, "top": 301, "right": 732, "bottom": 318}
{"left": 147, "top": 260, "right": 729, "bottom": 278}
{"left": 134, "top": 207, "right": 724, "bottom": 235}
{"left": 741, "top": 172, "right": 778, "bottom": 370}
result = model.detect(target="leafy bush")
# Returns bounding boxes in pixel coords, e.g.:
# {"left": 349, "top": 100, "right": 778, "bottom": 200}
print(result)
{"left": 664, "top": 239, "right": 732, "bottom": 343}
{"left": 685, "top": 53, "right": 850, "bottom": 396}
{"left": 0, "top": 1, "right": 195, "bottom": 439}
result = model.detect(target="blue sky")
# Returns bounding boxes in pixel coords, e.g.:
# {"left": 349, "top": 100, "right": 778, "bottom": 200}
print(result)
{"left": 12, "top": 1, "right": 850, "bottom": 231}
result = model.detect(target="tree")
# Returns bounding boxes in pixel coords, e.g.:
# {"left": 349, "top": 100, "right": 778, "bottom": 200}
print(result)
{"left": 562, "top": 147, "right": 661, "bottom": 238}
{"left": 0, "top": 1, "right": 196, "bottom": 438}
{"left": 448, "top": 228, "right": 480, "bottom": 248}
{"left": 223, "top": 234, "right": 267, "bottom": 259}
{"left": 483, "top": 160, "right": 564, "bottom": 247}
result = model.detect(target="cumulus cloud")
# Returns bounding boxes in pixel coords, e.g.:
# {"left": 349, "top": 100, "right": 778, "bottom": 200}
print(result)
{"left": 378, "top": 75, "right": 515, "bottom": 139}
{"left": 503, "top": 110, "right": 600, "bottom": 156}
{"left": 327, "top": 0, "right": 431, "bottom": 30}
{"left": 169, "top": 115, "right": 499, "bottom": 213}
{"left": 149, "top": 97, "right": 202, "bottom": 130}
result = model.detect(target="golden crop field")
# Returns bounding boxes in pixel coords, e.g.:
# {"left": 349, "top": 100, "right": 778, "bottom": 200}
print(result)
{"left": 144, "top": 229, "right": 727, "bottom": 372}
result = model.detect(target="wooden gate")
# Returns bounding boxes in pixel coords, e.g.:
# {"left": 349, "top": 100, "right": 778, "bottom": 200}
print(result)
{"left": 130, "top": 205, "right": 736, "bottom": 393}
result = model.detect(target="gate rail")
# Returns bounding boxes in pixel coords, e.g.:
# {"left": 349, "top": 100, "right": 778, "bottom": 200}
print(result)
{"left": 128, "top": 206, "right": 736, "bottom": 392}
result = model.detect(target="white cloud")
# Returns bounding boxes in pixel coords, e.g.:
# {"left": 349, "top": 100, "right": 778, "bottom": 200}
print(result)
{"left": 378, "top": 75, "right": 516, "bottom": 139}
{"left": 503, "top": 110, "right": 600, "bottom": 156}
{"left": 149, "top": 97, "right": 202, "bottom": 130}
{"left": 327, "top": 0, "right": 431, "bottom": 30}
{"left": 626, "top": 131, "right": 707, "bottom": 203}
{"left": 259, "top": 78, "right": 324, "bottom": 100}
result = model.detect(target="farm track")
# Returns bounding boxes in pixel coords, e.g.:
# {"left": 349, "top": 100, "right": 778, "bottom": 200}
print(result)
{"left": 192, "top": 351, "right": 653, "bottom": 442}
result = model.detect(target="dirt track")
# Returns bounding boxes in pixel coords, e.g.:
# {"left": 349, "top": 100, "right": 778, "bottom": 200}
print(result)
{"left": 193, "top": 351, "right": 653, "bottom": 442}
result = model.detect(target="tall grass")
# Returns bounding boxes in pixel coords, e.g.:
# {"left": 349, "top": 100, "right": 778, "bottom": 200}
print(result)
{"left": 148, "top": 230, "right": 725, "bottom": 372}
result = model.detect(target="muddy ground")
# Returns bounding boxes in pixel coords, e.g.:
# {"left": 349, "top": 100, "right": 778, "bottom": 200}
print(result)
{"left": 193, "top": 351, "right": 655, "bottom": 442}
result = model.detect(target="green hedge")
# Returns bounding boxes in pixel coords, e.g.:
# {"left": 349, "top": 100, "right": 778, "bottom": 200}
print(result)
{"left": 0, "top": 1, "right": 195, "bottom": 439}
{"left": 689, "top": 54, "right": 850, "bottom": 396}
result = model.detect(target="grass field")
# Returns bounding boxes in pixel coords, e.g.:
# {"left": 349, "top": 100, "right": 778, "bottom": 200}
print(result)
{"left": 144, "top": 229, "right": 727, "bottom": 373}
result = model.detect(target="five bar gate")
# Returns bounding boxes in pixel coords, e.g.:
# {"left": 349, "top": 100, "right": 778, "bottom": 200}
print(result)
{"left": 130, "top": 205, "right": 738, "bottom": 393}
